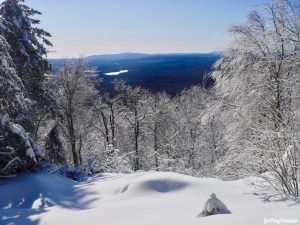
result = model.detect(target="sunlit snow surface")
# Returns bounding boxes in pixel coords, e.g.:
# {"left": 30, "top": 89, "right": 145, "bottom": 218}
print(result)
{"left": 0, "top": 172, "right": 299, "bottom": 225}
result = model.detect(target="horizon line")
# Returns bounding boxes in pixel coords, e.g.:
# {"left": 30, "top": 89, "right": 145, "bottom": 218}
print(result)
{"left": 48, "top": 51, "right": 222, "bottom": 60}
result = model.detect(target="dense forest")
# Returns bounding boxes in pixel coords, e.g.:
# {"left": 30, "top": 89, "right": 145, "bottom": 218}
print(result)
{"left": 0, "top": 0, "right": 300, "bottom": 199}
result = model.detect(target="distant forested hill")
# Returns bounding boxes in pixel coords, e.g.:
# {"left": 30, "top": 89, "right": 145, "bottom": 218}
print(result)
{"left": 49, "top": 53, "right": 220, "bottom": 95}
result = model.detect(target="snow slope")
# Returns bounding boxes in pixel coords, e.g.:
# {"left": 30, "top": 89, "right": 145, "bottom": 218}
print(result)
{"left": 0, "top": 172, "right": 299, "bottom": 225}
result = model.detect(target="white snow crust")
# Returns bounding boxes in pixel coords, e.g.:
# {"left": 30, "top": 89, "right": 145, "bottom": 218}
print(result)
{"left": 0, "top": 172, "right": 299, "bottom": 225}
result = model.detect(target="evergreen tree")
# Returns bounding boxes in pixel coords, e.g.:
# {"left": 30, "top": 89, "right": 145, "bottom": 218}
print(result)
{"left": 0, "top": 0, "right": 52, "bottom": 103}
{"left": 0, "top": 34, "right": 25, "bottom": 115}
{"left": 0, "top": 113, "right": 41, "bottom": 177}
{"left": 45, "top": 123, "right": 66, "bottom": 165}
{"left": 0, "top": 0, "right": 54, "bottom": 137}
{"left": 0, "top": 32, "right": 42, "bottom": 177}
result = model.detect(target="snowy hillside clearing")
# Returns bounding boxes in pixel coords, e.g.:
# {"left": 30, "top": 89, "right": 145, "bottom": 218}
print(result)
{"left": 0, "top": 172, "right": 299, "bottom": 225}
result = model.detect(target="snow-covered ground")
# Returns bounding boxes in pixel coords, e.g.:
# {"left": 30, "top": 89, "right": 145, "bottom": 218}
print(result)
{"left": 0, "top": 172, "right": 299, "bottom": 225}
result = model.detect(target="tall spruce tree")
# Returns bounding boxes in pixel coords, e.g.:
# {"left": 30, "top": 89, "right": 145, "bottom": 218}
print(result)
{"left": 0, "top": 32, "right": 42, "bottom": 177}
{"left": 0, "top": 0, "right": 53, "bottom": 136}
{"left": 0, "top": 34, "right": 25, "bottom": 115}
{"left": 0, "top": 0, "right": 52, "bottom": 103}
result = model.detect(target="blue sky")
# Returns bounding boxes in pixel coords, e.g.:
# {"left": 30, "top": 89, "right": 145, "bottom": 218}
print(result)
{"left": 22, "top": 0, "right": 265, "bottom": 58}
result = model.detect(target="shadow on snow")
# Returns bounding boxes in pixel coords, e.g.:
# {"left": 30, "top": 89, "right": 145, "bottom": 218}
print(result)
{"left": 0, "top": 173, "right": 99, "bottom": 225}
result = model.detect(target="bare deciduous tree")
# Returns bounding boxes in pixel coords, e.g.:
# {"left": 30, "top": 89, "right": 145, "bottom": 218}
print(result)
{"left": 211, "top": 0, "right": 300, "bottom": 196}
{"left": 52, "top": 61, "right": 98, "bottom": 166}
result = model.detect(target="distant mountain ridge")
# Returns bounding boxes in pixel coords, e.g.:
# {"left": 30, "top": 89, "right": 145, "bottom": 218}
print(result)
{"left": 86, "top": 52, "right": 150, "bottom": 61}
{"left": 50, "top": 52, "right": 222, "bottom": 61}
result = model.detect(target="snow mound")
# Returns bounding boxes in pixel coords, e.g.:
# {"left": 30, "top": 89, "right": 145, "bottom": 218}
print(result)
{"left": 114, "top": 172, "right": 193, "bottom": 196}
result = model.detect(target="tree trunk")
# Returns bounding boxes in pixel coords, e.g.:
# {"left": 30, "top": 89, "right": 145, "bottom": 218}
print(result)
{"left": 154, "top": 121, "right": 159, "bottom": 171}
{"left": 133, "top": 106, "right": 140, "bottom": 171}
{"left": 109, "top": 102, "right": 115, "bottom": 146}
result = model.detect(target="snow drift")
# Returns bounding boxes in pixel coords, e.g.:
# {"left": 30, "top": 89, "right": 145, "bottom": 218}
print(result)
{"left": 0, "top": 172, "right": 299, "bottom": 225}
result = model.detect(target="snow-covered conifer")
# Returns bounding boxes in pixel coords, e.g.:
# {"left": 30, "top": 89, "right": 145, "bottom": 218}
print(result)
{"left": 0, "top": 113, "right": 42, "bottom": 177}
{"left": 0, "top": 18, "right": 43, "bottom": 177}
{"left": 0, "top": 0, "right": 52, "bottom": 103}
{"left": 0, "top": 34, "right": 25, "bottom": 115}
{"left": 44, "top": 123, "right": 66, "bottom": 165}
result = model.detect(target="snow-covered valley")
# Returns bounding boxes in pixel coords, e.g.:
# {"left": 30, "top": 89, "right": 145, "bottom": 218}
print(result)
{"left": 1, "top": 172, "right": 299, "bottom": 225}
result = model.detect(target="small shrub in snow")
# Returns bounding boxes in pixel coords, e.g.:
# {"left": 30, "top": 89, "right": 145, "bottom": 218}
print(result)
{"left": 200, "top": 193, "right": 230, "bottom": 216}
